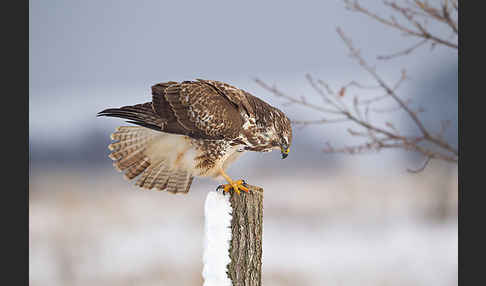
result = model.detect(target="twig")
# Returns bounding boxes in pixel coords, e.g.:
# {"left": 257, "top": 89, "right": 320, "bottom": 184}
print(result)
{"left": 254, "top": 78, "right": 343, "bottom": 115}
{"left": 254, "top": 0, "right": 457, "bottom": 173}
{"left": 377, "top": 39, "right": 428, "bottom": 60}
{"left": 407, "top": 156, "right": 433, "bottom": 173}
{"left": 337, "top": 27, "right": 458, "bottom": 157}
{"left": 344, "top": 0, "right": 458, "bottom": 50}
{"left": 292, "top": 118, "right": 349, "bottom": 125}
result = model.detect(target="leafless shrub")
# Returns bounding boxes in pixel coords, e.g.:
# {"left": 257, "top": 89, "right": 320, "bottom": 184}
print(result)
{"left": 255, "top": 0, "right": 458, "bottom": 172}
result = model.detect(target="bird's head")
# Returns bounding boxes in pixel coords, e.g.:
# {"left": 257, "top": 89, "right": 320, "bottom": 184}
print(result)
{"left": 273, "top": 110, "right": 292, "bottom": 159}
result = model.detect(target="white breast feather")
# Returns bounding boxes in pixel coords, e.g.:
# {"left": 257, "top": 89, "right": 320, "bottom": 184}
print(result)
{"left": 143, "top": 131, "right": 247, "bottom": 179}
{"left": 145, "top": 133, "right": 196, "bottom": 171}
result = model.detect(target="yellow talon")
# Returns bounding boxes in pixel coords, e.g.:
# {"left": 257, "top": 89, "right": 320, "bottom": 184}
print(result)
{"left": 222, "top": 184, "right": 232, "bottom": 193}
{"left": 233, "top": 184, "right": 241, "bottom": 195}
{"left": 217, "top": 169, "right": 250, "bottom": 195}
{"left": 237, "top": 183, "right": 249, "bottom": 193}
{"left": 217, "top": 178, "right": 250, "bottom": 195}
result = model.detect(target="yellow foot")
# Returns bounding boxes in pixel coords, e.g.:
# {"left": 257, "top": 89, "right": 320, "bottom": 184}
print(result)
{"left": 216, "top": 179, "right": 249, "bottom": 195}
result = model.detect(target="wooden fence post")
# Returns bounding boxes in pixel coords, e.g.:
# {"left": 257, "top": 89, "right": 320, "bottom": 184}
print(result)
{"left": 227, "top": 185, "right": 264, "bottom": 286}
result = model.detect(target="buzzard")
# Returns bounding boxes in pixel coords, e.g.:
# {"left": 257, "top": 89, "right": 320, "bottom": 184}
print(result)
{"left": 97, "top": 79, "right": 292, "bottom": 194}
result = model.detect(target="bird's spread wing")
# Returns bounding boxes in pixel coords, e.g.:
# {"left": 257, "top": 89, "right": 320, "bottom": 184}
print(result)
{"left": 151, "top": 80, "right": 246, "bottom": 139}
{"left": 98, "top": 80, "right": 248, "bottom": 140}
{"left": 194, "top": 79, "right": 255, "bottom": 117}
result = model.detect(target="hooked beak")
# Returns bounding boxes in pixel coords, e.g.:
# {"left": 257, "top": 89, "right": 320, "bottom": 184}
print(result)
{"left": 281, "top": 146, "right": 289, "bottom": 159}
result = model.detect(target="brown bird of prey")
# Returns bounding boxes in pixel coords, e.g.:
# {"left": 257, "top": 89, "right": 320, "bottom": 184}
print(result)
{"left": 97, "top": 79, "right": 292, "bottom": 194}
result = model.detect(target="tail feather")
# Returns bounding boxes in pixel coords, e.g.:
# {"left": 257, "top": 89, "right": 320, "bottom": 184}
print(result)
{"left": 111, "top": 128, "right": 150, "bottom": 141}
{"left": 154, "top": 165, "right": 172, "bottom": 191}
{"left": 112, "top": 148, "right": 146, "bottom": 170}
{"left": 176, "top": 171, "right": 193, "bottom": 193}
{"left": 112, "top": 126, "right": 140, "bottom": 133}
{"left": 166, "top": 170, "right": 193, "bottom": 194}
{"left": 135, "top": 160, "right": 162, "bottom": 189}
{"left": 124, "top": 156, "right": 151, "bottom": 180}
{"left": 107, "top": 126, "right": 195, "bottom": 194}
{"left": 167, "top": 175, "right": 178, "bottom": 194}
{"left": 108, "top": 136, "right": 153, "bottom": 151}
{"left": 184, "top": 177, "right": 194, "bottom": 193}
{"left": 109, "top": 145, "right": 141, "bottom": 161}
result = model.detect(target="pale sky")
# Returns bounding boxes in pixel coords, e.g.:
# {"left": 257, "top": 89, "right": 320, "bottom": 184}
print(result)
{"left": 29, "top": 0, "right": 457, "bottom": 172}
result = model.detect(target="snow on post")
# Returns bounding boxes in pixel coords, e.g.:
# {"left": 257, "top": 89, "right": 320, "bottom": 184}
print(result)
{"left": 203, "top": 190, "right": 232, "bottom": 286}
{"left": 202, "top": 185, "right": 264, "bottom": 286}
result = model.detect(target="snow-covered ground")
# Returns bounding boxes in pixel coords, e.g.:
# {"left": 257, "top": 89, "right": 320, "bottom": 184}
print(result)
{"left": 29, "top": 165, "right": 457, "bottom": 286}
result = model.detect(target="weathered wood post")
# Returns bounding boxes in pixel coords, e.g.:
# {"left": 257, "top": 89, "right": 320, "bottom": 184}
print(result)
{"left": 203, "top": 184, "right": 264, "bottom": 286}
{"left": 227, "top": 185, "right": 264, "bottom": 286}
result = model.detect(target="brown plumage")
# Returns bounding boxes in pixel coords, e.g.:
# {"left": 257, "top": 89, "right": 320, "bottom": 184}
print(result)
{"left": 98, "top": 79, "right": 292, "bottom": 194}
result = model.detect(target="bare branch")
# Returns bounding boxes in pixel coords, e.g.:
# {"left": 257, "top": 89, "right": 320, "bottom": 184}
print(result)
{"left": 377, "top": 39, "right": 428, "bottom": 60}
{"left": 337, "top": 27, "right": 428, "bottom": 134}
{"left": 306, "top": 74, "right": 348, "bottom": 111}
{"left": 344, "top": 0, "right": 458, "bottom": 49}
{"left": 336, "top": 27, "right": 458, "bottom": 157}
{"left": 254, "top": 78, "right": 343, "bottom": 115}
{"left": 407, "top": 156, "right": 433, "bottom": 173}
{"left": 255, "top": 0, "right": 457, "bottom": 173}
{"left": 292, "top": 118, "right": 349, "bottom": 125}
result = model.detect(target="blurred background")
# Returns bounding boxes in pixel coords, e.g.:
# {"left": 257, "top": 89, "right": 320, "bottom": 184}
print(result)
{"left": 29, "top": 0, "right": 457, "bottom": 285}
